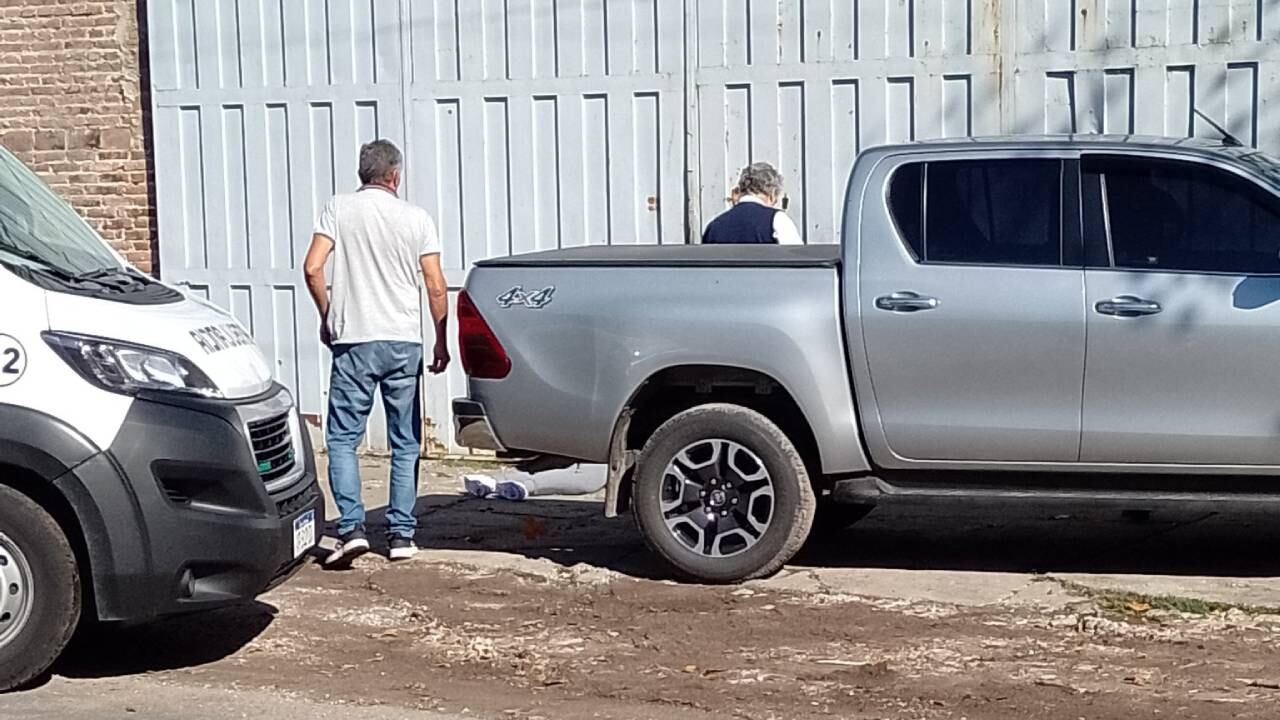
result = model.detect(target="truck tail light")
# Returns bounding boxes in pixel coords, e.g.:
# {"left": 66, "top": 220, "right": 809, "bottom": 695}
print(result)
{"left": 457, "top": 290, "right": 511, "bottom": 379}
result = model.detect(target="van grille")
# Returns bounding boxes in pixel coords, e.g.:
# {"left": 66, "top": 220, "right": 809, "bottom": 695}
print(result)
{"left": 248, "top": 413, "right": 296, "bottom": 484}
{"left": 275, "top": 483, "right": 318, "bottom": 518}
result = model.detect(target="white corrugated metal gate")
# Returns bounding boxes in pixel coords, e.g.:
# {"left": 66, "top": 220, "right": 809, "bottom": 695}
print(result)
{"left": 146, "top": 0, "right": 1280, "bottom": 452}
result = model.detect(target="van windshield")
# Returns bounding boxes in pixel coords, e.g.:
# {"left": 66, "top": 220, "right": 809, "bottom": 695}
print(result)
{"left": 0, "top": 146, "right": 121, "bottom": 276}
{"left": 0, "top": 147, "right": 179, "bottom": 304}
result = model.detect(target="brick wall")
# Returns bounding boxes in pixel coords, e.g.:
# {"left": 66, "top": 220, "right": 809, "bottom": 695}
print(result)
{"left": 0, "top": 0, "right": 155, "bottom": 272}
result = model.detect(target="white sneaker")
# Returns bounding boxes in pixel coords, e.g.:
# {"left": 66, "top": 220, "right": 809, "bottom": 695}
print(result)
{"left": 323, "top": 531, "right": 370, "bottom": 567}
{"left": 496, "top": 479, "right": 529, "bottom": 501}
{"left": 388, "top": 537, "right": 418, "bottom": 561}
{"left": 463, "top": 474, "right": 498, "bottom": 498}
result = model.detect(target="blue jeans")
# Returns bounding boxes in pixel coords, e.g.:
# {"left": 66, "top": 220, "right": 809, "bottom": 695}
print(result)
{"left": 326, "top": 341, "right": 423, "bottom": 539}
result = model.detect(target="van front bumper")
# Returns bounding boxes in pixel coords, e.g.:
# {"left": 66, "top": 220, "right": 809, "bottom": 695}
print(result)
{"left": 55, "top": 384, "right": 323, "bottom": 622}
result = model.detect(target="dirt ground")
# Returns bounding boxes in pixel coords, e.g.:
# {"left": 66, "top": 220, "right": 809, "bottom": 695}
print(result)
{"left": 13, "top": 458, "right": 1280, "bottom": 719}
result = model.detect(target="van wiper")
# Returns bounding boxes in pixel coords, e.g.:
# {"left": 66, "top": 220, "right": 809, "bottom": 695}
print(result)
{"left": 1, "top": 244, "right": 137, "bottom": 288}
{"left": 1, "top": 242, "right": 179, "bottom": 303}
{"left": 74, "top": 267, "right": 136, "bottom": 282}
{"left": 69, "top": 267, "right": 153, "bottom": 293}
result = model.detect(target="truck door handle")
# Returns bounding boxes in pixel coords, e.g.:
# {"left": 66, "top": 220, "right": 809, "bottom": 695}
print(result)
{"left": 1094, "top": 295, "right": 1162, "bottom": 317}
{"left": 875, "top": 291, "right": 940, "bottom": 313}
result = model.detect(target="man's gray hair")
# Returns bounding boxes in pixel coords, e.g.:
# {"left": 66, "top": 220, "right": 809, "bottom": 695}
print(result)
{"left": 358, "top": 139, "right": 402, "bottom": 185}
{"left": 734, "top": 162, "right": 784, "bottom": 200}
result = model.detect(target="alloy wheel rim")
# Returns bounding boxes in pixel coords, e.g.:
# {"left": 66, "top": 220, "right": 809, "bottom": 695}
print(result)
{"left": 660, "top": 439, "right": 775, "bottom": 558}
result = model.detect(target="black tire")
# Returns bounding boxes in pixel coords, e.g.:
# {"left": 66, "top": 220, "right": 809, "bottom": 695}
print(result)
{"left": 0, "top": 484, "right": 80, "bottom": 692}
{"left": 811, "top": 500, "right": 874, "bottom": 537}
{"left": 632, "top": 404, "right": 816, "bottom": 583}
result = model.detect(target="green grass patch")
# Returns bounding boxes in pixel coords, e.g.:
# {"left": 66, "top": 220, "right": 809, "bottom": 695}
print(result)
{"left": 1050, "top": 578, "right": 1280, "bottom": 617}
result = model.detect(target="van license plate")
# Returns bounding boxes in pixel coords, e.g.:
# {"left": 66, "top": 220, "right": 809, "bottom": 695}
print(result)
{"left": 293, "top": 510, "right": 316, "bottom": 558}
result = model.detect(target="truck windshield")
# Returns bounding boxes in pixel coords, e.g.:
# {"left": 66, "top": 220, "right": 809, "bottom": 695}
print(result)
{"left": 0, "top": 146, "right": 121, "bottom": 277}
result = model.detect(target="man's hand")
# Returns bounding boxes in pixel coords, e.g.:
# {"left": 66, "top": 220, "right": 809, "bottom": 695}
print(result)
{"left": 429, "top": 338, "right": 450, "bottom": 374}
{"left": 421, "top": 253, "right": 450, "bottom": 375}
{"left": 319, "top": 321, "right": 332, "bottom": 348}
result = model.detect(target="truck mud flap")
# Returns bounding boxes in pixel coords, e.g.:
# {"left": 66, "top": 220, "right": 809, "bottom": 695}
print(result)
{"left": 604, "top": 409, "right": 636, "bottom": 518}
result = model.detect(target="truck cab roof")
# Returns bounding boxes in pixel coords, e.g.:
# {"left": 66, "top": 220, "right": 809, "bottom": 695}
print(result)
{"left": 865, "top": 134, "right": 1280, "bottom": 170}
{"left": 860, "top": 134, "right": 1280, "bottom": 196}
{"left": 876, "top": 133, "right": 1231, "bottom": 151}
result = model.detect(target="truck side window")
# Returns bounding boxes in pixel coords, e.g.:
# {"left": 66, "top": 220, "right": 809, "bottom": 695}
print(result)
{"left": 1085, "top": 155, "right": 1280, "bottom": 275}
{"left": 923, "top": 159, "right": 1062, "bottom": 267}
{"left": 888, "top": 163, "right": 924, "bottom": 260}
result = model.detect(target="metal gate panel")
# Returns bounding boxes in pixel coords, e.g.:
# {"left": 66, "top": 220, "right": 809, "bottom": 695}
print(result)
{"left": 692, "top": 0, "right": 994, "bottom": 245}
{"left": 405, "top": 0, "right": 686, "bottom": 452}
{"left": 1004, "top": 0, "right": 1280, "bottom": 146}
{"left": 406, "top": 0, "right": 687, "bottom": 291}
{"left": 149, "top": 0, "right": 405, "bottom": 449}
{"left": 692, "top": 0, "right": 1280, "bottom": 246}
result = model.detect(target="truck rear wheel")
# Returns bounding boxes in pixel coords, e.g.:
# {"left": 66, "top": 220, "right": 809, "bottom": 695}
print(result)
{"left": 632, "top": 404, "right": 816, "bottom": 583}
{"left": 0, "top": 484, "right": 80, "bottom": 692}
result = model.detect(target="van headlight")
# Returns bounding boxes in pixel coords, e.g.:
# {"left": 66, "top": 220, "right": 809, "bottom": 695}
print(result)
{"left": 43, "top": 332, "right": 223, "bottom": 399}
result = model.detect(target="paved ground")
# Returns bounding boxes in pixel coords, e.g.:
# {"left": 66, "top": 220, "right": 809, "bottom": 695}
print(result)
{"left": 6, "top": 458, "right": 1280, "bottom": 719}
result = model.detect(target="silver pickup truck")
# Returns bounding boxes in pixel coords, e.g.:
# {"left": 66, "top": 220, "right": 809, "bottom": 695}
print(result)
{"left": 453, "top": 135, "right": 1280, "bottom": 583}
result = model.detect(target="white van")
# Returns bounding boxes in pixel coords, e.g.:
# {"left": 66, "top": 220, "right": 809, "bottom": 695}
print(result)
{"left": 0, "top": 145, "right": 321, "bottom": 690}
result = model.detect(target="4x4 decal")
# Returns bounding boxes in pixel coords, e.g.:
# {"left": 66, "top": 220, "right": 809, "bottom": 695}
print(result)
{"left": 496, "top": 286, "right": 556, "bottom": 309}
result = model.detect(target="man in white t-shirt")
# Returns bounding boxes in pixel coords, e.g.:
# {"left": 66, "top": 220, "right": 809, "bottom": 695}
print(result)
{"left": 302, "top": 139, "right": 450, "bottom": 566}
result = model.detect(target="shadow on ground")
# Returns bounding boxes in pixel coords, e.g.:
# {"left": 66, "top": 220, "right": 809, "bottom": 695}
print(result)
{"left": 350, "top": 493, "right": 668, "bottom": 579}
{"left": 32, "top": 495, "right": 1280, "bottom": 689}
{"left": 49, "top": 601, "right": 277, "bottom": 682}
{"left": 352, "top": 493, "right": 1280, "bottom": 580}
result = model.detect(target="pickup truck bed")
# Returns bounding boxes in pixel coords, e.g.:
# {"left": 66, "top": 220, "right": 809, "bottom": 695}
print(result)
{"left": 457, "top": 243, "right": 865, "bottom": 477}
{"left": 474, "top": 244, "right": 841, "bottom": 267}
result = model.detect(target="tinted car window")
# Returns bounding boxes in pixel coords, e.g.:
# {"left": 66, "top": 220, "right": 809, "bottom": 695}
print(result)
{"left": 924, "top": 159, "right": 1062, "bottom": 266}
{"left": 888, "top": 163, "right": 924, "bottom": 259}
{"left": 1087, "top": 155, "right": 1280, "bottom": 274}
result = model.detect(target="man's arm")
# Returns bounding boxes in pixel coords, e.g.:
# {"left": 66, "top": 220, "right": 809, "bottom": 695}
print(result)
{"left": 303, "top": 233, "right": 335, "bottom": 345}
{"left": 420, "top": 252, "right": 450, "bottom": 374}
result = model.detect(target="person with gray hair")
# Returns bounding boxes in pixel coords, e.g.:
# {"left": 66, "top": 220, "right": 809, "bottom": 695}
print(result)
{"left": 303, "top": 138, "right": 451, "bottom": 566}
{"left": 701, "top": 161, "right": 802, "bottom": 245}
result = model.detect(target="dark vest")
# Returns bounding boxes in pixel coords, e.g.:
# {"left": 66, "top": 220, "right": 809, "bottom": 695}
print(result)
{"left": 701, "top": 202, "right": 778, "bottom": 245}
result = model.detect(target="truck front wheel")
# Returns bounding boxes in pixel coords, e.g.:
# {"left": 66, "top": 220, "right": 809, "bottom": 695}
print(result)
{"left": 633, "top": 404, "right": 816, "bottom": 583}
{"left": 0, "top": 484, "right": 80, "bottom": 692}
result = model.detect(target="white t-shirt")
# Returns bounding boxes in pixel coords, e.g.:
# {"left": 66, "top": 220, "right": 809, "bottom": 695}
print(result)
{"left": 737, "top": 194, "right": 803, "bottom": 245}
{"left": 313, "top": 187, "right": 441, "bottom": 345}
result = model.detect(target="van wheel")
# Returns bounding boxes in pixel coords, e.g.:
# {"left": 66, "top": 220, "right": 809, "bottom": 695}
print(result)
{"left": 633, "top": 404, "right": 816, "bottom": 583}
{"left": 0, "top": 485, "right": 80, "bottom": 692}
